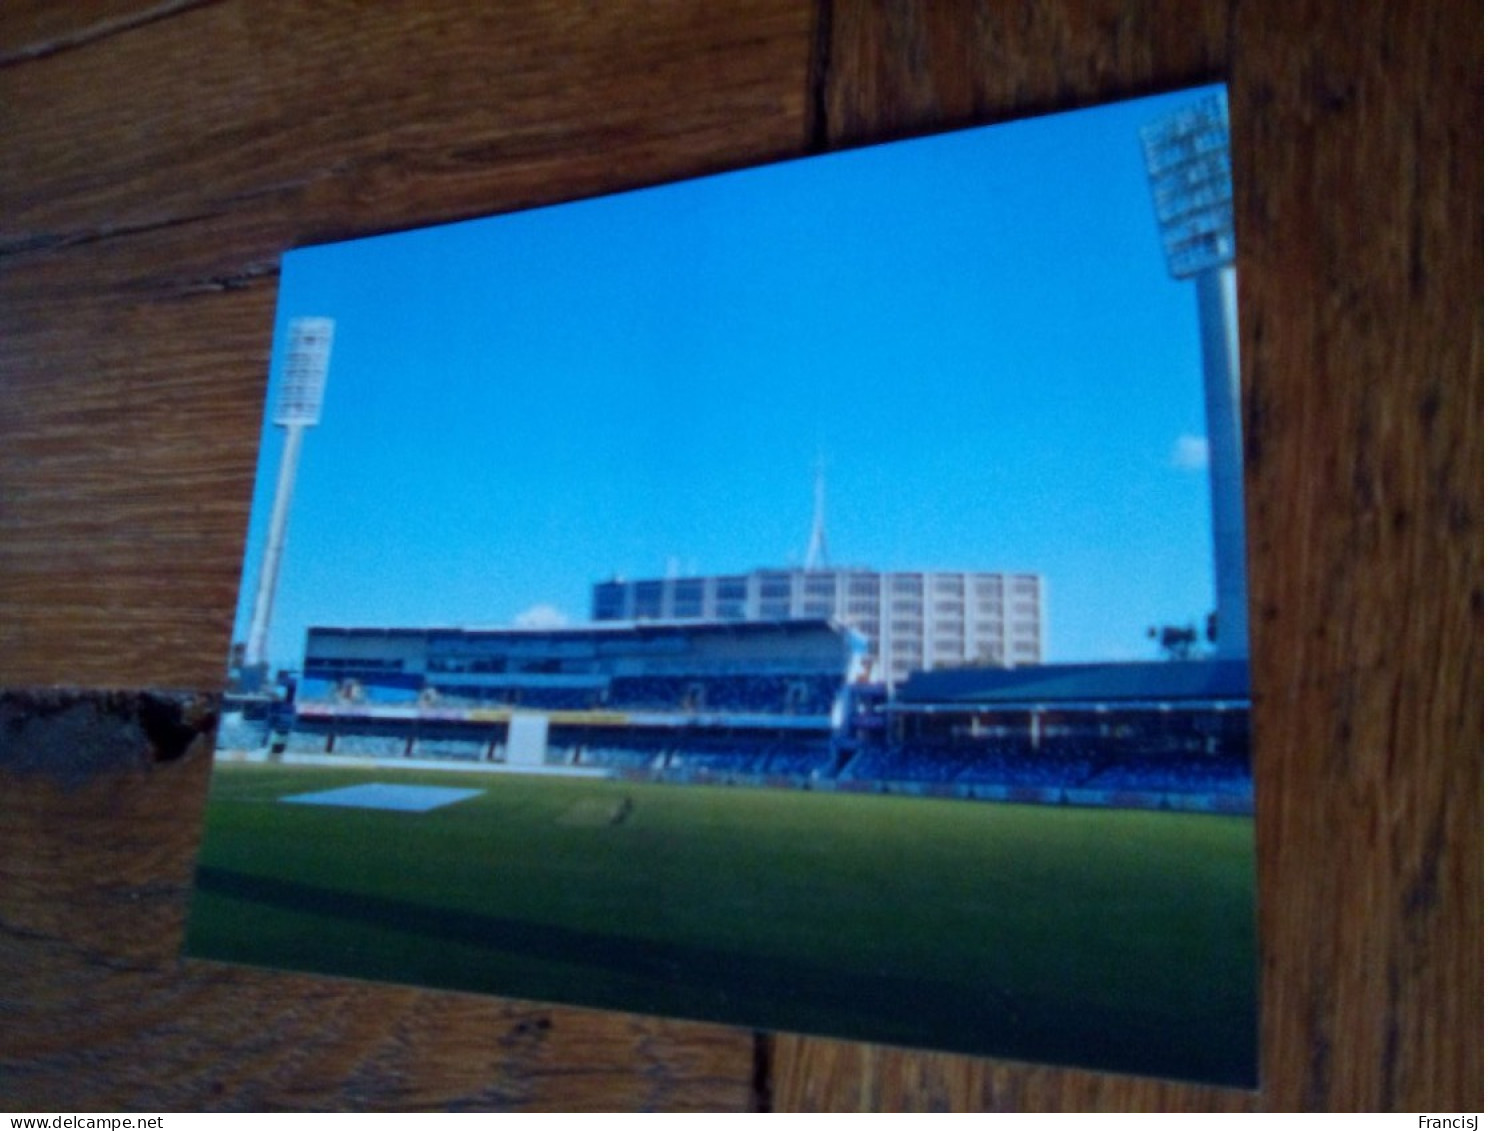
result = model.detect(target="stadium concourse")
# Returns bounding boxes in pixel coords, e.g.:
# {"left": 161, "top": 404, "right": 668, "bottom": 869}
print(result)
{"left": 219, "top": 619, "right": 1252, "bottom": 815}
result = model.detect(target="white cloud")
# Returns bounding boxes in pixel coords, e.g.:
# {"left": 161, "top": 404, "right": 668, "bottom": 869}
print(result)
{"left": 513, "top": 603, "right": 568, "bottom": 629}
{"left": 1171, "top": 433, "right": 1210, "bottom": 471}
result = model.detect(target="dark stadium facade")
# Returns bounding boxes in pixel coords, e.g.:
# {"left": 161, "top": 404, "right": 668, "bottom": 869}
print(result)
{"left": 220, "top": 617, "right": 1250, "bottom": 815}
{"left": 876, "top": 658, "right": 1252, "bottom": 812}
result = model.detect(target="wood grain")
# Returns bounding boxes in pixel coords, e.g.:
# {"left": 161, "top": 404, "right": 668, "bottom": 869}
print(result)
{"left": 1235, "top": 0, "right": 1482, "bottom": 1110}
{"left": 817, "top": 0, "right": 1230, "bottom": 151}
{"left": 0, "top": 1, "right": 220, "bottom": 66}
{"left": 3, "top": 945, "right": 760, "bottom": 1112}
{"left": 0, "top": 0, "right": 1479, "bottom": 1112}
{"left": 770, "top": 1034, "right": 1258, "bottom": 1113}
{"left": 0, "top": 0, "right": 815, "bottom": 690}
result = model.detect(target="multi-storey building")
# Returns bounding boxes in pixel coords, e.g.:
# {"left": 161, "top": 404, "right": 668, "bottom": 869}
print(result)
{"left": 592, "top": 569, "right": 1044, "bottom": 686}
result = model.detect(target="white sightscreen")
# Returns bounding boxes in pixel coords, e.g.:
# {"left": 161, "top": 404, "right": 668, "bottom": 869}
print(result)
{"left": 505, "top": 712, "right": 550, "bottom": 765}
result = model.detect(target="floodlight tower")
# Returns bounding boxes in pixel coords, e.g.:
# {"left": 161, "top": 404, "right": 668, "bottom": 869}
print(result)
{"left": 804, "top": 456, "right": 829, "bottom": 571}
{"left": 244, "top": 317, "right": 334, "bottom": 671}
{"left": 1141, "top": 94, "right": 1248, "bottom": 660}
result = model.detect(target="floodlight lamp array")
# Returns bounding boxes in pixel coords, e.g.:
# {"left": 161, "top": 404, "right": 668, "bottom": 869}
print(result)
{"left": 1140, "top": 94, "right": 1235, "bottom": 279}
{"left": 274, "top": 317, "right": 335, "bottom": 427}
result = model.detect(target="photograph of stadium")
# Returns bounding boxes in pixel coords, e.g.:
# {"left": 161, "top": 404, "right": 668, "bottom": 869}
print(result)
{"left": 186, "top": 85, "right": 1258, "bottom": 1087}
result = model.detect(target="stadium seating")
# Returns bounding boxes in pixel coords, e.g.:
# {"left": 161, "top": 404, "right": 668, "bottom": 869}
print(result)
{"left": 552, "top": 728, "right": 836, "bottom": 782}
{"left": 838, "top": 711, "right": 1250, "bottom": 796}
{"left": 295, "top": 670, "right": 846, "bottom": 716}
{"left": 572, "top": 743, "right": 660, "bottom": 771}
{"left": 606, "top": 674, "right": 839, "bottom": 715}
{"left": 297, "top": 673, "right": 423, "bottom": 705}
{"left": 1083, "top": 751, "right": 1251, "bottom": 795}
{"left": 333, "top": 732, "right": 411, "bottom": 758}
{"left": 258, "top": 677, "right": 1250, "bottom": 812}
{"left": 434, "top": 684, "right": 601, "bottom": 710}
{"left": 414, "top": 736, "right": 488, "bottom": 761}
{"left": 761, "top": 741, "right": 837, "bottom": 777}
{"left": 216, "top": 715, "right": 269, "bottom": 752}
{"left": 285, "top": 724, "right": 334, "bottom": 754}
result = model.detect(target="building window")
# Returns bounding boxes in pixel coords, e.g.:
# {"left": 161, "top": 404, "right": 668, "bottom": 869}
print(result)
{"left": 672, "top": 579, "right": 703, "bottom": 618}
{"left": 716, "top": 577, "right": 746, "bottom": 606}
{"left": 804, "top": 575, "right": 837, "bottom": 597}
{"left": 633, "top": 582, "right": 664, "bottom": 616}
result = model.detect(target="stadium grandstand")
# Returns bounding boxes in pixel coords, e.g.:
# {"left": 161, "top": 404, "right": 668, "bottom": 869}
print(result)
{"left": 220, "top": 628, "right": 1251, "bottom": 812}
{"left": 839, "top": 659, "right": 1253, "bottom": 812}
{"left": 221, "top": 619, "right": 864, "bottom": 777}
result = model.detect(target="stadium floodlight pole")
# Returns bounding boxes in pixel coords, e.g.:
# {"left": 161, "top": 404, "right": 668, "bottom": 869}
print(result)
{"left": 244, "top": 317, "right": 334, "bottom": 671}
{"left": 804, "top": 455, "right": 829, "bottom": 571}
{"left": 1140, "top": 94, "right": 1249, "bottom": 660}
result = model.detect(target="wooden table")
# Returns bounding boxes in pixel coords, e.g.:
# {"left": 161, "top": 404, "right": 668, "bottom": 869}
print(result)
{"left": 1, "top": 1, "right": 1479, "bottom": 1111}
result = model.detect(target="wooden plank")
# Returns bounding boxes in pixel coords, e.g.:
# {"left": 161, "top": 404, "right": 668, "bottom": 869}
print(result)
{"left": 815, "top": 0, "right": 1229, "bottom": 152}
{"left": 0, "top": 0, "right": 217, "bottom": 65}
{"left": 2, "top": 0, "right": 812, "bottom": 253}
{"left": 0, "top": 0, "right": 1480, "bottom": 1113}
{"left": 2, "top": 924, "right": 761, "bottom": 1113}
{"left": 771, "top": 1035, "right": 1256, "bottom": 1112}
{"left": 1233, "top": 0, "right": 1482, "bottom": 1111}
{"left": 0, "top": 0, "right": 815, "bottom": 690}
{"left": 0, "top": 290, "right": 276, "bottom": 691}
{"left": 772, "top": 0, "right": 1481, "bottom": 1113}
{"left": 0, "top": 700, "right": 760, "bottom": 1111}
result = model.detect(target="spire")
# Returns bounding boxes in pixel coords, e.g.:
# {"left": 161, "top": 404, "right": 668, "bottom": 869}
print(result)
{"left": 804, "top": 456, "right": 829, "bottom": 570}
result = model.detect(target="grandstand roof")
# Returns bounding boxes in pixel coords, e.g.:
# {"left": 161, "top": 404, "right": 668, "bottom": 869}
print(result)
{"left": 308, "top": 617, "right": 847, "bottom": 645}
{"left": 894, "top": 659, "right": 1250, "bottom": 710}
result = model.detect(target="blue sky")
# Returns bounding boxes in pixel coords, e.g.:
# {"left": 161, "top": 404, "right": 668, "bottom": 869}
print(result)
{"left": 237, "top": 85, "right": 1235, "bottom": 670}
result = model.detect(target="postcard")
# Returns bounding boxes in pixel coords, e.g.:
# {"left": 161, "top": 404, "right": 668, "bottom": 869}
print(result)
{"left": 187, "top": 85, "right": 1257, "bottom": 1087}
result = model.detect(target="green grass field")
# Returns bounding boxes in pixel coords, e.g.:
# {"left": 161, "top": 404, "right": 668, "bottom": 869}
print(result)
{"left": 186, "top": 762, "right": 1258, "bottom": 1086}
